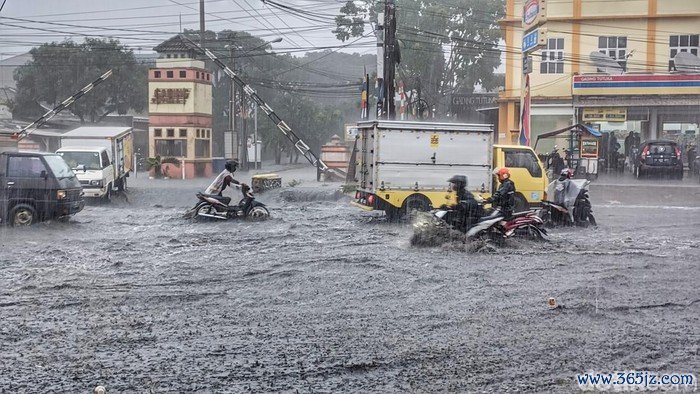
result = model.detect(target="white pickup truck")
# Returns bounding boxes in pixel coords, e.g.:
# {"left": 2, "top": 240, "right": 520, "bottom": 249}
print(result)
{"left": 56, "top": 127, "right": 133, "bottom": 201}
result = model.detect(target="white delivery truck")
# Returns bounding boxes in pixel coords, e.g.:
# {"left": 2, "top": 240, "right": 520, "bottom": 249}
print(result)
{"left": 351, "top": 120, "right": 548, "bottom": 219}
{"left": 57, "top": 127, "right": 133, "bottom": 201}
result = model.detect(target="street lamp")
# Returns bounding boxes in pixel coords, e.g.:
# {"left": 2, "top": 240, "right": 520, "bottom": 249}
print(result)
{"left": 225, "top": 37, "right": 283, "bottom": 170}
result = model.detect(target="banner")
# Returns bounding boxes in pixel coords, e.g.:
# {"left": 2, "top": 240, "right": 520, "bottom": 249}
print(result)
{"left": 360, "top": 68, "right": 369, "bottom": 120}
{"left": 519, "top": 74, "right": 531, "bottom": 146}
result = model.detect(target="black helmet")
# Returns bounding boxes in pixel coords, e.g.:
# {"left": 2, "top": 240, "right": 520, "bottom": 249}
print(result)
{"left": 225, "top": 159, "right": 239, "bottom": 172}
{"left": 448, "top": 175, "right": 468, "bottom": 188}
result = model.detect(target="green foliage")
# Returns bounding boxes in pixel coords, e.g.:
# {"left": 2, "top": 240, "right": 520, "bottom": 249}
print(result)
{"left": 13, "top": 38, "right": 147, "bottom": 122}
{"left": 146, "top": 156, "right": 180, "bottom": 179}
{"left": 335, "top": 0, "right": 505, "bottom": 109}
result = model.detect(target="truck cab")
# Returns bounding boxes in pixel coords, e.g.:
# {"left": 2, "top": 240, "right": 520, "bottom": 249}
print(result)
{"left": 0, "top": 151, "right": 84, "bottom": 226}
{"left": 57, "top": 146, "right": 114, "bottom": 199}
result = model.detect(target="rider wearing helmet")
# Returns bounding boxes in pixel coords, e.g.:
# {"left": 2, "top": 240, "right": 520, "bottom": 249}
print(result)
{"left": 205, "top": 159, "right": 245, "bottom": 196}
{"left": 486, "top": 167, "right": 516, "bottom": 218}
{"left": 447, "top": 175, "right": 483, "bottom": 231}
{"left": 558, "top": 167, "right": 574, "bottom": 182}
{"left": 554, "top": 168, "right": 573, "bottom": 206}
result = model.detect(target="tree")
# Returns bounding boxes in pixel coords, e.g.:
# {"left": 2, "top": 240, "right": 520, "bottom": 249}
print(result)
{"left": 13, "top": 38, "right": 147, "bottom": 122}
{"left": 334, "top": 0, "right": 504, "bottom": 114}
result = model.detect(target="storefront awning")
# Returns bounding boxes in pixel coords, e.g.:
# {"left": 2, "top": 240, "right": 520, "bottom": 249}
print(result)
{"left": 534, "top": 123, "right": 601, "bottom": 150}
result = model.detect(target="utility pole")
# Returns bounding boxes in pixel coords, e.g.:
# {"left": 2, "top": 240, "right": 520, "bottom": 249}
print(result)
{"left": 375, "top": 11, "right": 384, "bottom": 119}
{"left": 383, "top": 0, "right": 397, "bottom": 120}
{"left": 199, "top": 0, "right": 205, "bottom": 49}
{"left": 228, "top": 43, "right": 237, "bottom": 160}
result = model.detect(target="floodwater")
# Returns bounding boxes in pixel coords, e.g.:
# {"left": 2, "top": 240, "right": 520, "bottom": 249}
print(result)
{"left": 1, "top": 170, "right": 699, "bottom": 392}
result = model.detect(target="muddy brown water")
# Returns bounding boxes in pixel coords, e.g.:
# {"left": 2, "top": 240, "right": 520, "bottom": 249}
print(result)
{"left": 1, "top": 176, "right": 698, "bottom": 392}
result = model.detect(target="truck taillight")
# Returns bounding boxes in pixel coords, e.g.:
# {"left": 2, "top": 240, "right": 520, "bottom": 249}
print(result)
{"left": 641, "top": 146, "right": 649, "bottom": 159}
{"left": 675, "top": 147, "right": 681, "bottom": 159}
{"left": 355, "top": 191, "right": 361, "bottom": 200}
{"left": 367, "top": 195, "right": 375, "bottom": 205}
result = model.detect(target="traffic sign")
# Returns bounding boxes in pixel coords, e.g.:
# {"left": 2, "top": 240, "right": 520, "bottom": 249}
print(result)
{"left": 522, "top": 27, "right": 547, "bottom": 54}
{"left": 523, "top": 54, "right": 533, "bottom": 74}
{"left": 522, "top": 0, "right": 547, "bottom": 31}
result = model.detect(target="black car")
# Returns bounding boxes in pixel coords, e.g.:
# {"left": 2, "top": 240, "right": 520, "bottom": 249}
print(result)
{"left": 634, "top": 140, "right": 684, "bottom": 179}
{"left": 0, "top": 151, "right": 84, "bottom": 226}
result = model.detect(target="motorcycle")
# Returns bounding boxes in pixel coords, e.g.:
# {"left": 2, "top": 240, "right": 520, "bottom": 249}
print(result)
{"left": 434, "top": 206, "right": 547, "bottom": 242}
{"left": 540, "top": 178, "right": 596, "bottom": 227}
{"left": 191, "top": 184, "right": 270, "bottom": 221}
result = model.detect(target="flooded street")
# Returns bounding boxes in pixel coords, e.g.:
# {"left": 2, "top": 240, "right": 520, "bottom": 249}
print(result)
{"left": 1, "top": 170, "right": 699, "bottom": 392}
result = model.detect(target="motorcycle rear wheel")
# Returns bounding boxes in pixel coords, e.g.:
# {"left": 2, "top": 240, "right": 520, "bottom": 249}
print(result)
{"left": 525, "top": 224, "right": 548, "bottom": 241}
{"left": 195, "top": 203, "right": 217, "bottom": 221}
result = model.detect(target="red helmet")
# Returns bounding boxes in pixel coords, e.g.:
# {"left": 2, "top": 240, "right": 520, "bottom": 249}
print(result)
{"left": 493, "top": 167, "right": 511, "bottom": 180}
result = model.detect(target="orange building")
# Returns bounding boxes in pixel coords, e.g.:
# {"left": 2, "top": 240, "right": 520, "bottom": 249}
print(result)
{"left": 149, "top": 36, "right": 213, "bottom": 178}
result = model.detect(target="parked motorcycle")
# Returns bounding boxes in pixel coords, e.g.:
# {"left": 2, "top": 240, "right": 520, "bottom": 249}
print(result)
{"left": 540, "top": 178, "right": 596, "bottom": 227}
{"left": 434, "top": 207, "right": 547, "bottom": 242}
{"left": 191, "top": 184, "right": 270, "bottom": 221}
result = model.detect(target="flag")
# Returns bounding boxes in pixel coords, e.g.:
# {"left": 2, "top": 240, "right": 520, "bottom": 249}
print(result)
{"left": 519, "top": 74, "right": 531, "bottom": 146}
{"left": 398, "top": 81, "right": 406, "bottom": 120}
{"left": 360, "top": 67, "right": 369, "bottom": 120}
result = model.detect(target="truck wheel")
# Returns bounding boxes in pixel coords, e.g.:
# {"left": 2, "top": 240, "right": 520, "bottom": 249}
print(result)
{"left": 102, "top": 184, "right": 112, "bottom": 202}
{"left": 404, "top": 194, "right": 431, "bottom": 214}
{"left": 10, "top": 204, "right": 35, "bottom": 226}
{"left": 513, "top": 194, "right": 529, "bottom": 213}
{"left": 385, "top": 206, "right": 402, "bottom": 221}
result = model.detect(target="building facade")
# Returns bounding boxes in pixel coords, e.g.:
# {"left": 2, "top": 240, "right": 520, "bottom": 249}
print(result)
{"left": 149, "top": 36, "right": 213, "bottom": 178}
{"left": 499, "top": 0, "right": 700, "bottom": 153}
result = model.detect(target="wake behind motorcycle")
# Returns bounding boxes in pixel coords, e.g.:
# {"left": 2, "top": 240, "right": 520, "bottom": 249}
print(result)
{"left": 190, "top": 184, "right": 270, "bottom": 221}
{"left": 540, "top": 178, "right": 596, "bottom": 227}
{"left": 434, "top": 207, "right": 547, "bottom": 242}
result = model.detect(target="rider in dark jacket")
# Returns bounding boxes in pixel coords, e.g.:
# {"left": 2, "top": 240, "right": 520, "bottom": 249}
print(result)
{"left": 447, "top": 175, "right": 483, "bottom": 231}
{"left": 486, "top": 167, "right": 516, "bottom": 218}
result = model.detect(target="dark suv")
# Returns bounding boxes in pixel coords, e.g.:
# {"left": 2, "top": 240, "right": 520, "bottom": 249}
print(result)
{"left": 634, "top": 140, "right": 684, "bottom": 179}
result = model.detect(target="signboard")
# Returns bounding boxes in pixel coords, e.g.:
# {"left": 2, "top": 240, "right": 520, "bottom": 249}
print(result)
{"left": 449, "top": 93, "right": 498, "bottom": 121}
{"left": 430, "top": 133, "right": 439, "bottom": 148}
{"left": 573, "top": 74, "right": 700, "bottom": 96}
{"left": 151, "top": 88, "right": 191, "bottom": 105}
{"left": 522, "top": 0, "right": 546, "bottom": 31}
{"left": 522, "top": 28, "right": 547, "bottom": 54}
{"left": 344, "top": 124, "right": 359, "bottom": 142}
{"left": 580, "top": 139, "right": 599, "bottom": 158}
{"left": 582, "top": 108, "right": 627, "bottom": 122}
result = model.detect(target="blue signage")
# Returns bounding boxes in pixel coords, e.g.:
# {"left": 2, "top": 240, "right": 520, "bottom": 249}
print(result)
{"left": 522, "top": 29, "right": 540, "bottom": 53}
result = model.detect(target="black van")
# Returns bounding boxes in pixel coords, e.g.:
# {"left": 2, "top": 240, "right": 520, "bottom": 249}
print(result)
{"left": 0, "top": 151, "right": 84, "bottom": 226}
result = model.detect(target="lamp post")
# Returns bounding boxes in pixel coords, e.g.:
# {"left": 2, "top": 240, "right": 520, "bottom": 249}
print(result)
{"left": 225, "top": 37, "right": 282, "bottom": 170}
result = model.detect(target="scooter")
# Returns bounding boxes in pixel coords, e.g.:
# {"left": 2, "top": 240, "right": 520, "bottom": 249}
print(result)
{"left": 540, "top": 178, "right": 596, "bottom": 227}
{"left": 192, "top": 184, "right": 270, "bottom": 221}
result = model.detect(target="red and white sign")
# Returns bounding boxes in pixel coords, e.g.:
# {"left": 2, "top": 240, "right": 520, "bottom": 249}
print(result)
{"left": 522, "top": 0, "right": 546, "bottom": 31}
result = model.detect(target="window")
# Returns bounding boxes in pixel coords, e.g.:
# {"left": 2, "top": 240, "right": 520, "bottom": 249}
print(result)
{"left": 7, "top": 156, "right": 47, "bottom": 177}
{"left": 100, "top": 151, "right": 110, "bottom": 167}
{"left": 154, "top": 139, "right": 187, "bottom": 157}
{"left": 154, "top": 71, "right": 161, "bottom": 78}
{"left": 504, "top": 149, "right": 543, "bottom": 178}
{"left": 154, "top": 128, "right": 162, "bottom": 137}
{"left": 598, "top": 36, "right": 627, "bottom": 71}
{"left": 195, "top": 139, "right": 210, "bottom": 158}
{"left": 166, "top": 54, "right": 171, "bottom": 59}
{"left": 669, "top": 34, "right": 699, "bottom": 71}
{"left": 166, "top": 128, "right": 175, "bottom": 137}
{"left": 179, "top": 70, "right": 186, "bottom": 78}
{"left": 206, "top": 73, "right": 210, "bottom": 81}
{"left": 179, "top": 128, "right": 188, "bottom": 138}
{"left": 540, "top": 38, "right": 564, "bottom": 74}
{"left": 206, "top": 130, "right": 211, "bottom": 138}
{"left": 196, "top": 71, "right": 200, "bottom": 79}
{"left": 166, "top": 71, "right": 174, "bottom": 78}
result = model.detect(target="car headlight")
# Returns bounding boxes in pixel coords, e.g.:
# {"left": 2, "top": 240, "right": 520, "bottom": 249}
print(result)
{"left": 90, "top": 180, "right": 103, "bottom": 187}
{"left": 57, "top": 190, "right": 67, "bottom": 200}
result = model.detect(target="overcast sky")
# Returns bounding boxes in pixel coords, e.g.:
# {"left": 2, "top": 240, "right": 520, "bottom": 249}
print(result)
{"left": 0, "top": 0, "right": 376, "bottom": 60}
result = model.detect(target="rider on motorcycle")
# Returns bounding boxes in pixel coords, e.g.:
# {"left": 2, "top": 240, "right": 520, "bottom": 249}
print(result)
{"left": 446, "top": 175, "right": 483, "bottom": 231}
{"left": 485, "top": 167, "right": 516, "bottom": 219}
{"left": 205, "top": 159, "right": 245, "bottom": 196}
